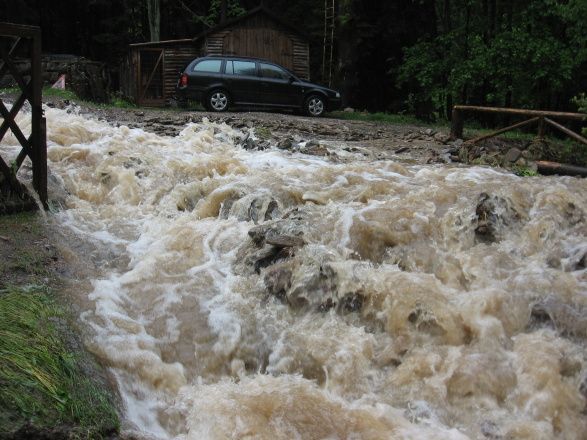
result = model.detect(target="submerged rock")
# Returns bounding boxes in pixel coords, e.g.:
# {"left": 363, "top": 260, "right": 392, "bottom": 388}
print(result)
{"left": 474, "top": 193, "right": 521, "bottom": 243}
{"left": 276, "top": 138, "right": 293, "bottom": 150}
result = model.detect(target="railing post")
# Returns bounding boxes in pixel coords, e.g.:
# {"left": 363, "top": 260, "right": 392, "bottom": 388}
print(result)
{"left": 450, "top": 106, "right": 464, "bottom": 140}
{"left": 537, "top": 117, "right": 545, "bottom": 140}
{"left": 30, "top": 27, "right": 47, "bottom": 208}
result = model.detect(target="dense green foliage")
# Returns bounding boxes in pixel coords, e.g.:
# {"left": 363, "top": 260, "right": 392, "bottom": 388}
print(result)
{"left": 0, "top": 285, "right": 119, "bottom": 438}
{"left": 400, "top": 0, "right": 587, "bottom": 118}
{"left": 2, "top": 0, "right": 587, "bottom": 118}
{"left": 574, "top": 93, "right": 587, "bottom": 135}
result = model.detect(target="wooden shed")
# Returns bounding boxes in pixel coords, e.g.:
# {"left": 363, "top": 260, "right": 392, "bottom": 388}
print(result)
{"left": 120, "top": 6, "right": 310, "bottom": 106}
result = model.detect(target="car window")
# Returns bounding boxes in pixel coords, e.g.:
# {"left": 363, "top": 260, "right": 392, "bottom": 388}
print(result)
{"left": 226, "top": 61, "right": 257, "bottom": 76}
{"left": 193, "top": 60, "right": 222, "bottom": 73}
{"left": 260, "top": 63, "right": 289, "bottom": 80}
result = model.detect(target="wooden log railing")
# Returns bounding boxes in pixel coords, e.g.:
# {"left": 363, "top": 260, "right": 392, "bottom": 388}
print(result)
{"left": 450, "top": 105, "right": 587, "bottom": 147}
{"left": 0, "top": 22, "right": 47, "bottom": 210}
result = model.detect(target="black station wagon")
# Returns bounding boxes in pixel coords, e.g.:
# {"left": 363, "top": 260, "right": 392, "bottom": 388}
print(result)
{"left": 176, "top": 56, "right": 341, "bottom": 117}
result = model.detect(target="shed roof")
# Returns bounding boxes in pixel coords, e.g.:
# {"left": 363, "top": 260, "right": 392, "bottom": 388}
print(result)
{"left": 129, "top": 38, "right": 193, "bottom": 48}
{"left": 129, "top": 6, "right": 308, "bottom": 49}
{"left": 192, "top": 5, "right": 309, "bottom": 42}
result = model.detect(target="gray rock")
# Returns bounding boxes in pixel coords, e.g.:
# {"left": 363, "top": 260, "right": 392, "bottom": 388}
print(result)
{"left": 277, "top": 138, "right": 293, "bottom": 150}
{"left": 243, "top": 137, "right": 257, "bottom": 150}
{"left": 434, "top": 132, "right": 450, "bottom": 144}
{"left": 504, "top": 147, "right": 522, "bottom": 163}
{"left": 266, "top": 234, "right": 306, "bottom": 248}
{"left": 514, "top": 157, "right": 527, "bottom": 167}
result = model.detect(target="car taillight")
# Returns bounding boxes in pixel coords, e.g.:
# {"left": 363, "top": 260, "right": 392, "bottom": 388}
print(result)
{"left": 180, "top": 73, "right": 188, "bottom": 87}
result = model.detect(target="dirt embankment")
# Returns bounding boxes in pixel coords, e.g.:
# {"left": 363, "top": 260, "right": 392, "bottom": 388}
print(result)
{"left": 0, "top": 213, "right": 120, "bottom": 439}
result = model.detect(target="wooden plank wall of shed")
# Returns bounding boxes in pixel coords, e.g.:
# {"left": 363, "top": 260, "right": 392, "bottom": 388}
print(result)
{"left": 162, "top": 44, "right": 201, "bottom": 100}
{"left": 203, "top": 14, "right": 309, "bottom": 79}
{"left": 224, "top": 28, "right": 294, "bottom": 70}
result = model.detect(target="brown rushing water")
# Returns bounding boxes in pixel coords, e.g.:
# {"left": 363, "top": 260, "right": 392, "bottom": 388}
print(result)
{"left": 3, "top": 107, "right": 587, "bottom": 439}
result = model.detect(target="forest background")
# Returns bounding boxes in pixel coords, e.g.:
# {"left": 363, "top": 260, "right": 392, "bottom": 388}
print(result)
{"left": 2, "top": 0, "right": 587, "bottom": 120}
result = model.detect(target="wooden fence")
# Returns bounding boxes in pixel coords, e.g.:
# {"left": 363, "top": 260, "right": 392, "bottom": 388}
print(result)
{"left": 0, "top": 22, "right": 47, "bottom": 212}
{"left": 450, "top": 105, "right": 587, "bottom": 147}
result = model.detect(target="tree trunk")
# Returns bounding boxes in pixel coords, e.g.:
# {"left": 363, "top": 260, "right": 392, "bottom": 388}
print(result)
{"left": 220, "top": 0, "right": 227, "bottom": 23}
{"left": 443, "top": 0, "right": 451, "bottom": 32}
{"left": 146, "top": 0, "right": 160, "bottom": 42}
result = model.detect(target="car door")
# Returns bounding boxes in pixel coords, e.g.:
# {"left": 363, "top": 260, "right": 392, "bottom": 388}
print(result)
{"left": 187, "top": 59, "right": 224, "bottom": 97}
{"left": 223, "top": 60, "right": 261, "bottom": 104}
{"left": 258, "top": 62, "right": 298, "bottom": 106}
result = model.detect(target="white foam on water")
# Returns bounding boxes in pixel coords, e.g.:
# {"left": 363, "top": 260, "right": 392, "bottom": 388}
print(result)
{"left": 4, "top": 107, "right": 587, "bottom": 439}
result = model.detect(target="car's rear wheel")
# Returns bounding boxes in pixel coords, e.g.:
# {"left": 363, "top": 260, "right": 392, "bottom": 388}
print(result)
{"left": 305, "top": 95, "right": 325, "bottom": 117}
{"left": 207, "top": 89, "right": 230, "bottom": 112}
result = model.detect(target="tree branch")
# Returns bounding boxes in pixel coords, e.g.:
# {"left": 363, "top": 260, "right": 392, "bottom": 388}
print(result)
{"left": 177, "top": 0, "right": 212, "bottom": 28}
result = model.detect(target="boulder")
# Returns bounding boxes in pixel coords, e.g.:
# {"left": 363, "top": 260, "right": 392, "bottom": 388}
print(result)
{"left": 503, "top": 147, "right": 522, "bottom": 163}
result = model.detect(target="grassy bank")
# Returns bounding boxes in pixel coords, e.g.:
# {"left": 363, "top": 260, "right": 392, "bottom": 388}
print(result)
{"left": 327, "top": 110, "right": 445, "bottom": 127}
{"left": 0, "top": 286, "right": 119, "bottom": 439}
{"left": 0, "top": 213, "right": 119, "bottom": 439}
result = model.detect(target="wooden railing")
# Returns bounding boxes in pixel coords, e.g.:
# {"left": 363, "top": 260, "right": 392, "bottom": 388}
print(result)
{"left": 0, "top": 22, "right": 47, "bottom": 211}
{"left": 450, "top": 105, "right": 587, "bottom": 147}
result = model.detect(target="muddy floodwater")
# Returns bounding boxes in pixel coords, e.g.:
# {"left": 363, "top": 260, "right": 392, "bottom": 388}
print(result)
{"left": 3, "top": 107, "right": 587, "bottom": 439}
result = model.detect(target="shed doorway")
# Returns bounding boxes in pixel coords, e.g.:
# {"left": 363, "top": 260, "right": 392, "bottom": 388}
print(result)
{"left": 138, "top": 48, "right": 165, "bottom": 106}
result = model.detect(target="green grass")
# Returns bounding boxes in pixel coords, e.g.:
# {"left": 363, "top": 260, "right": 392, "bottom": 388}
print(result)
{"left": 0, "top": 87, "right": 20, "bottom": 95}
{"left": 511, "top": 165, "right": 539, "bottom": 177}
{"left": 0, "top": 285, "right": 119, "bottom": 438}
{"left": 254, "top": 126, "right": 272, "bottom": 139}
{"left": 464, "top": 127, "right": 537, "bottom": 142}
{"left": 328, "top": 110, "right": 449, "bottom": 127}
{"left": 42, "top": 87, "right": 79, "bottom": 100}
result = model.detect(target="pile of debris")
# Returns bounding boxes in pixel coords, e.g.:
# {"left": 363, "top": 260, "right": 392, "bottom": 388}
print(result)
{"left": 456, "top": 138, "right": 555, "bottom": 173}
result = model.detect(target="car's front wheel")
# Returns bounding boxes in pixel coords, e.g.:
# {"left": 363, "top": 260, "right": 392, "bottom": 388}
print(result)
{"left": 305, "top": 95, "right": 326, "bottom": 117}
{"left": 207, "top": 89, "right": 230, "bottom": 112}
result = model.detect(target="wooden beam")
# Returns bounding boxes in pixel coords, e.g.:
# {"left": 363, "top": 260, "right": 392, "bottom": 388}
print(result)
{"left": 454, "top": 105, "right": 586, "bottom": 122}
{"left": 543, "top": 118, "right": 587, "bottom": 147}
{"left": 465, "top": 117, "right": 541, "bottom": 145}
{"left": 0, "top": 83, "right": 30, "bottom": 142}
{"left": 30, "top": 32, "right": 46, "bottom": 206}
{"left": 450, "top": 106, "right": 464, "bottom": 139}
{"left": 35, "top": 118, "right": 48, "bottom": 207}
{"left": 0, "top": 37, "right": 21, "bottom": 80}
{"left": 0, "top": 100, "right": 33, "bottom": 159}
{"left": 0, "top": 44, "right": 30, "bottom": 94}
{"left": 0, "top": 23, "right": 40, "bottom": 39}
{"left": 536, "top": 160, "right": 587, "bottom": 177}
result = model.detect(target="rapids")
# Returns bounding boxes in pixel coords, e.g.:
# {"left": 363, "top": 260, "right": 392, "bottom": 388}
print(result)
{"left": 2, "top": 106, "right": 586, "bottom": 439}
